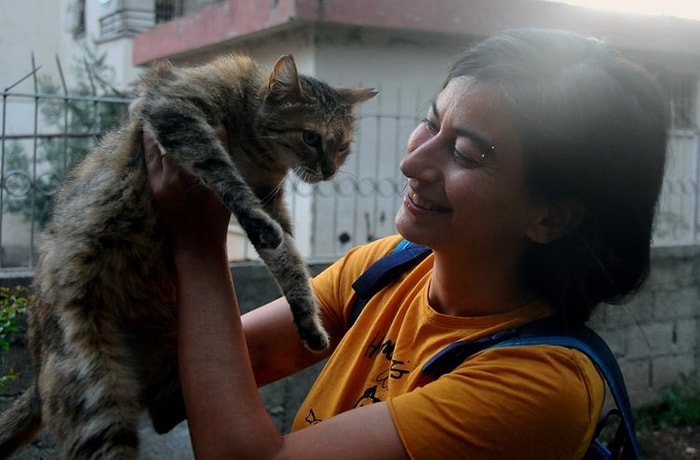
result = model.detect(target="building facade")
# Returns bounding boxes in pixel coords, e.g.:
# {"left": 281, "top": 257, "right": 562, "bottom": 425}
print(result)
{"left": 2, "top": 0, "right": 699, "bottom": 263}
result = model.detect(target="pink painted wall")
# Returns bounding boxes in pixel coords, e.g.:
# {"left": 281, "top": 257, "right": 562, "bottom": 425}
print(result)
{"left": 133, "top": 0, "right": 700, "bottom": 65}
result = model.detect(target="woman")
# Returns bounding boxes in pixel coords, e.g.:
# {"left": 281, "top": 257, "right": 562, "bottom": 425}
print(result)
{"left": 145, "top": 28, "right": 668, "bottom": 458}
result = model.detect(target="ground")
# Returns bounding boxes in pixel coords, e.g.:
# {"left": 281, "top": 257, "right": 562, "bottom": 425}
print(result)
{"left": 639, "top": 427, "right": 700, "bottom": 459}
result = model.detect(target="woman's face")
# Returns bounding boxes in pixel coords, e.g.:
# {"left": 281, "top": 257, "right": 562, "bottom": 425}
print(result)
{"left": 396, "top": 77, "right": 548, "bottom": 264}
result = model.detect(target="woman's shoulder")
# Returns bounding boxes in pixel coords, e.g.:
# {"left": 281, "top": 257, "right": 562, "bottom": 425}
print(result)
{"left": 388, "top": 341, "right": 605, "bottom": 458}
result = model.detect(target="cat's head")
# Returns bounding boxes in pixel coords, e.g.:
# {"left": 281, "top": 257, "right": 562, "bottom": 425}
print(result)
{"left": 257, "top": 55, "right": 377, "bottom": 183}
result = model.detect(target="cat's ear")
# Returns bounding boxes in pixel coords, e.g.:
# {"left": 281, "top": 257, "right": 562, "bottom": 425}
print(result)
{"left": 267, "top": 55, "right": 303, "bottom": 98}
{"left": 336, "top": 87, "right": 378, "bottom": 105}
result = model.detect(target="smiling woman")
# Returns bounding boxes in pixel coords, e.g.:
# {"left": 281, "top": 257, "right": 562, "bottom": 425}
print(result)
{"left": 395, "top": 78, "right": 544, "bottom": 317}
{"left": 144, "top": 28, "right": 669, "bottom": 459}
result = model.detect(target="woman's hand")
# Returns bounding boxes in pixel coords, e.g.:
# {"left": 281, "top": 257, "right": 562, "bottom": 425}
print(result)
{"left": 143, "top": 127, "right": 231, "bottom": 253}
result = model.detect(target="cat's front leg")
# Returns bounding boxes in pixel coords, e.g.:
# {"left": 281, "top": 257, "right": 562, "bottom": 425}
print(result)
{"left": 215, "top": 187, "right": 285, "bottom": 249}
{"left": 141, "top": 117, "right": 284, "bottom": 249}
{"left": 256, "top": 235, "right": 329, "bottom": 351}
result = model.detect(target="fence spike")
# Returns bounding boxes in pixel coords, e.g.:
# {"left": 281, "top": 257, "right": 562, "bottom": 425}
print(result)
{"left": 4, "top": 63, "right": 42, "bottom": 93}
{"left": 56, "top": 55, "right": 68, "bottom": 96}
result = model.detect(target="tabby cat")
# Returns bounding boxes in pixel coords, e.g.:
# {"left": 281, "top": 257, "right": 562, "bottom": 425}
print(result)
{"left": 0, "top": 53, "right": 375, "bottom": 459}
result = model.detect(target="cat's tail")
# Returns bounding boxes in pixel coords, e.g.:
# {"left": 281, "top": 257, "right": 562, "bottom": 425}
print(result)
{"left": 0, "top": 385, "right": 42, "bottom": 458}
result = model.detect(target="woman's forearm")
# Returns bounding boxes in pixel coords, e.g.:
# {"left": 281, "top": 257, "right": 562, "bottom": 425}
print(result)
{"left": 175, "top": 246, "right": 282, "bottom": 459}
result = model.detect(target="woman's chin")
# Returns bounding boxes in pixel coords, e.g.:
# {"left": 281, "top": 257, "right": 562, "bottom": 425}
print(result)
{"left": 395, "top": 210, "right": 428, "bottom": 245}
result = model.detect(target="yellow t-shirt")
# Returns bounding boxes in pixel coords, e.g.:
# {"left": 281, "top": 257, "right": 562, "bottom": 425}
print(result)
{"left": 293, "top": 235, "right": 605, "bottom": 459}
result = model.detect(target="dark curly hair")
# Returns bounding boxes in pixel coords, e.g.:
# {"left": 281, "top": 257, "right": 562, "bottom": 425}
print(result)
{"left": 446, "top": 28, "right": 670, "bottom": 327}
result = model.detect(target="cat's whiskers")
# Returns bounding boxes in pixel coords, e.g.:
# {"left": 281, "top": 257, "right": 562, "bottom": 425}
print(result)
{"left": 293, "top": 167, "right": 312, "bottom": 184}
{"left": 334, "top": 169, "right": 359, "bottom": 181}
{"left": 260, "top": 177, "right": 287, "bottom": 206}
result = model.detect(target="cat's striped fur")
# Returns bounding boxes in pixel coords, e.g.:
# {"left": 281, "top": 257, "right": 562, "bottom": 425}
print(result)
{"left": 0, "top": 54, "right": 375, "bottom": 459}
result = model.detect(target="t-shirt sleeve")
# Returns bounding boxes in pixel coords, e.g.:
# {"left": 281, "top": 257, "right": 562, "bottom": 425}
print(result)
{"left": 387, "top": 345, "right": 605, "bottom": 459}
{"left": 311, "top": 235, "right": 405, "bottom": 342}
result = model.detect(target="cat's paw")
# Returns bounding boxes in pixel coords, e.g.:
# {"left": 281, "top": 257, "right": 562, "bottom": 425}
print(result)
{"left": 248, "top": 218, "right": 284, "bottom": 249}
{"left": 293, "top": 306, "right": 330, "bottom": 352}
{"left": 298, "top": 321, "right": 330, "bottom": 352}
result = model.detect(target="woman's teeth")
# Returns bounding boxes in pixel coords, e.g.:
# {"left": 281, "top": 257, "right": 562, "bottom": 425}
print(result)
{"left": 409, "top": 190, "right": 451, "bottom": 212}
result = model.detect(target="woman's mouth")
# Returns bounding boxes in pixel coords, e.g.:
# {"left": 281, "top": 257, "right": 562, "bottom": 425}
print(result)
{"left": 407, "top": 189, "right": 452, "bottom": 213}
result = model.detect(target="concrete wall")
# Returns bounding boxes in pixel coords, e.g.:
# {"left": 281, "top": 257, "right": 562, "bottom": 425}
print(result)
{"left": 0, "top": 245, "right": 698, "bottom": 457}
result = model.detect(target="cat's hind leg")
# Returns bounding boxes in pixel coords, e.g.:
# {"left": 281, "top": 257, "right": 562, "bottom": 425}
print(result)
{"left": 38, "top": 349, "right": 142, "bottom": 460}
{"left": 0, "top": 386, "right": 42, "bottom": 457}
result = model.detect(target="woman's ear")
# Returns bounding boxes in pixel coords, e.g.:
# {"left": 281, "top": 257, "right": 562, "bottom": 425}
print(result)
{"left": 527, "top": 197, "right": 585, "bottom": 244}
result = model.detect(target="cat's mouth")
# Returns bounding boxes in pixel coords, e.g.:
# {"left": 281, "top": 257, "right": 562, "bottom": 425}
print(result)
{"left": 293, "top": 167, "right": 326, "bottom": 184}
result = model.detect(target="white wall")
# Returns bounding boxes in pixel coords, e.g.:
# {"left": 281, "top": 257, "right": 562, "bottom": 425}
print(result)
{"left": 1, "top": 0, "right": 64, "bottom": 93}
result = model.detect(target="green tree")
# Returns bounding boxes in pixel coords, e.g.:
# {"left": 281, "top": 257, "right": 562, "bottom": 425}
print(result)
{"left": 4, "top": 44, "right": 131, "bottom": 228}
{"left": 0, "top": 286, "right": 30, "bottom": 388}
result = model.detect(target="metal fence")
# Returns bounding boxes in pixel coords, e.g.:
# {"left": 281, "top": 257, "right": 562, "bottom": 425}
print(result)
{"left": 655, "top": 129, "right": 700, "bottom": 245}
{"left": 1, "top": 64, "right": 132, "bottom": 270}
{"left": 0, "top": 85, "right": 698, "bottom": 270}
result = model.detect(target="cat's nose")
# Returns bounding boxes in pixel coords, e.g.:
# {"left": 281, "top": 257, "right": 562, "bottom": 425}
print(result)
{"left": 322, "top": 165, "right": 336, "bottom": 180}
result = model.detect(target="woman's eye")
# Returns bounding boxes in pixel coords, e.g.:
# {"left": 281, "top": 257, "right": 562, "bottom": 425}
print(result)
{"left": 302, "top": 129, "right": 321, "bottom": 147}
{"left": 452, "top": 142, "right": 486, "bottom": 167}
{"left": 421, "top": 118, "right": 438, "bottom": 134}
{"left": 452, "top": 149, "right": 479, "bottom": 166}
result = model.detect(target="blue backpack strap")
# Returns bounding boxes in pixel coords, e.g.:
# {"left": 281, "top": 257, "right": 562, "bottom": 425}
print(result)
{"left": 349, "top": 240, "right": 431, "bottom": 326}
{"left": 349, "top": 240, "right": 639, "bottom": 458}
{"left": 421, "top": 316, "right": 566, "bottom": 378}
{"left": 494, "top": 331, "right": 640, "bottom": 459}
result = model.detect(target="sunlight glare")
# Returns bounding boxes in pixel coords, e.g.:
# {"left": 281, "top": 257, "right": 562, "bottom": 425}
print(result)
{"left": 556, "top": 0, "right": 700, "bottom": 21}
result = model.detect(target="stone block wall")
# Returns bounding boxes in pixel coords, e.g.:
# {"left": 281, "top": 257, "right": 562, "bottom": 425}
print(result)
{"left": 589, "top": 245, "right": 700, "bottom": 406}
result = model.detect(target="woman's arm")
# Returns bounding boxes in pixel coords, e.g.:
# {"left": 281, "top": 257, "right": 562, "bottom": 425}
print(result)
{"left": 173, "top": 238, "right": 406, "bottom": 459}
{"left": 174, "top": 230, "right": 282, "bottom": 457}
{"left": 243, "top": 297, "right": 333, "bottom": 386}
{"left": 144, "top": 133, "right": 407, "bottom": 459}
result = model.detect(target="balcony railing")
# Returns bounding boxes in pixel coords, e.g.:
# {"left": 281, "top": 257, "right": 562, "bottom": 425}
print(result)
{"left": 99, "top": 7, "right": 154, "bottom": 39}
{"left": 98, "top": 1, "right": 224, "bottom": 40}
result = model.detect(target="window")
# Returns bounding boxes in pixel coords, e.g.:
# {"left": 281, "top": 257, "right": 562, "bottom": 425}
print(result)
{"left": 155, "top": 0, "right": 185, "bottom": 24}
{"left": 71, "top": 0, "right": 86, "bottom": 38}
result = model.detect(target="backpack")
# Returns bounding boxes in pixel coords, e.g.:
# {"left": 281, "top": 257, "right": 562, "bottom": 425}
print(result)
{"left": 349, "top": 240, "right": 640, "bottom": 460}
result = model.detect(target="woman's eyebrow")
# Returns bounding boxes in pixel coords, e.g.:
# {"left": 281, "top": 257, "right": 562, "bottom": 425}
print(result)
{"left": 430, "top": 101, "right": 496, "bottom": 157}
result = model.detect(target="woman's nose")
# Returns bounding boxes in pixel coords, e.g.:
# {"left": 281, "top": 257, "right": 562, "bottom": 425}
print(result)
{"left": 400, "top": 128, "right": 441, "bottom": 182}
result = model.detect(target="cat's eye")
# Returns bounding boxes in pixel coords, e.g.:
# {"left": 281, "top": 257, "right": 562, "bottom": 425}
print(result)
{"left": 302, "top": 129, "right": 322, "bottom": 147}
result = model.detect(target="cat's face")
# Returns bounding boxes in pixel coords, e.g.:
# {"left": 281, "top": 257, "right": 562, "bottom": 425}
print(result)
{"left": 257, "top": 55, "right": 376, "bottom": 183}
